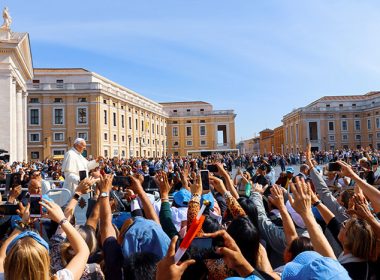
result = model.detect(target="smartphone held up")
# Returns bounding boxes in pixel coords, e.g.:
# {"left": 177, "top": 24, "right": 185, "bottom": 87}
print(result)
{"left": 30, "top": 194, "right": 42, "bottom": 218}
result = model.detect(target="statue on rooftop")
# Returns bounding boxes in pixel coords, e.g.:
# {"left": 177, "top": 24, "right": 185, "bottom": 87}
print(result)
{"left": 0, "top": 7, "right": 12, "bottom": 30}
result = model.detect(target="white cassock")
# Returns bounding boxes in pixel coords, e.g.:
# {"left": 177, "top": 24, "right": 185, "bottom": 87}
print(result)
{"left": 61, "top": 148, "right": 98, "bottom": 194}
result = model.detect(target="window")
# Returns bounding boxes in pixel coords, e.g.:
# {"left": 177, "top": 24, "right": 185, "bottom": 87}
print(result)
{"left": 341, "top": 120, "right": 348, "bottom": 131}
{"left": 113, "top": 112, "right": 117, "bottom": 126}
{"left": 136, "top": 137, "right": 139, "bottom": 143}
{"left": 53, "top": 149, "right": 65, "bottom": 155}
{"left": 161, "top": 126, "right": 163, "bottom": 135}
{"left": 354, "top": 114, "right": 359, "bottom": 118}
{"left": 186, "top": 140, "right": 193, "bottom": 146}
{"left": 329, "top": 135, "right": 335, "bottom": 141}
{"left": 142, "top": 120, "right": 144, "bottom": 131}
{"left": 129, "top": 117, "right": 132, "bottom": 129}
{"left": 31, "top": 152, "right": 39, "bottom": 159}
{"left": 368, "top": 119, "right": 372, "bottom": 130}
{"left": 54, "top": 132, "right": 64, "bottom": 142}
{"left": 113, "top": 134, "right": 117, "bottom": 141}
{"left": 200, "top": 125, "right": 206, "bottom": 136}
{"left": 29, "top": 98, "right": 39, "bottom": 103}
{"left": 172, "top": 127, "right": 178, "bottom": 137}
{"left": 187, "top": 109, "right": 191, "bottom": 112}
{"left": 56, "top": 80, "right": 64, "bottom": 88}
{"left": 104, "top": 133, "right": 108, "bottom": 140}
{"left": 339, "top": 104, "right": 343, "bottom": 107}
{"left": 200, "top": 109, "right": 204, "bottom": 112}
{"left": 77, "top": 107, "right": 87, "bottom": 124}
{"left": 152, "top": 124, "right": 155, "bottom": 134}
{"left": 326, "top": 104, "right": 330, "bottom": 107}
{"left": 369, "top": 134, "right": 373, "bottom": 141}
{"left": 77, "top": 132, "right": 88, "bottom": 141}
{"left": 341, "top": 115, "right": 347, "bottom": 118}
{"left": 342, "top": 134, "right": 348, "bottom": 141}
{"left": 186, "top": 127, "right": 192, "bottom": 136}
{"left": 173, "top": 141, "right": 179, "bottom": 146}
{"left": 78, "top": 98, "right": 87, "bottom": 102}
{"left": 377, "top": 118, "right": 380, "bottom": 129}
{"left": 122, "top": 135, "right": 125, "bottom": 142}
{"left": 104, "top": 110, "right": 107, "bottom": 125}
{"left": 355, "top": 120, "right": 361, "bottom": 131}
{"left": 135, "top": 119, "right": 138, "bottom": 130}
{"left": 121, "top": 150, "right": 125, "bottom": 157}
{"left": 121, "top": 115, "right": 125, "bottom": 128}
{"left": 328, "top": 122, "right": 334, "bottom": 131}
{"left": 54, "top": 108, "right": 64, "bottom": 125}
{"left": 104, "top": 150, "right": 108, "bottom": 157}
{"left": 32, "top": 80, "right": 40, "bottom": 89}
{"left": 186, "top": 120, "right": 192, "bottom": 123}
{"left": 157, "top": 125, "right": 159, "bottom": 134}
{"left": 103, "top": 100, "right": 107, "bottom": 104}
{"left": 172, "top": 121, "right": 178, "bottom": 124}
{"left": 54, "top": 98, "right": 63, "bottom": 103}
{"left": 200, "top": 120, "right": 205, "bottom": 123}
{"left": 376, "top": 132, "right": 380, "bottom": 139}
{"left": 200, "top": 140, "right": 206, "bottom": 146}
{"left": 29, "top": 133, "right": 40, "bottom": 142}
{"left": 29, "top": 109, "right": 39, "bottom": 125}
{"left": 355, "top": 134, "right": 361, "bottom": 141}
{"left": 173, "top": 110, "right": 177, "bottom": 113}
{"left": 352, "top": 104, "right": 356, "bottom": 107}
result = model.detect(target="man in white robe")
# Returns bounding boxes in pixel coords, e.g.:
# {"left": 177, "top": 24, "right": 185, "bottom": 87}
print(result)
{"left": 61, "top": 138, "right": 99, "bottom": 194}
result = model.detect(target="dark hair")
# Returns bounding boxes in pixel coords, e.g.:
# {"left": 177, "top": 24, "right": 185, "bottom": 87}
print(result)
{"left": 123, "top": 252, "right": 160, "bottom": 280}
{"left": 227, "top": 216, "right": 260, "bottom": 267}
{"left": 341, "top": 189, "right": 355, "bottom": 209}
{"left": 287, "top": 237, "right": 313, "bottom": 261}
{"left": 237, "top": 197, "right": 259, "bottom": 229}
{"left": 202, "top": 215, "right": 222, "bottom": 233}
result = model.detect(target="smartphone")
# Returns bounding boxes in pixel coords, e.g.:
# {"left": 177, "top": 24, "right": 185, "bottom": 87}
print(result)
{"left": 175, "top": 237, "right": 223, "bottom": 261}
{"left": 0, "top": 204, "right": 19, "bottom": 215}
{"left": 200, "top": 170, "right": 210, "bottom": 190}
{"left": 30, "top": 194, "right": 42, "bottom": 218}
{"left": 328, "top": 162, "right": 341, "bottom": 172}
{"left": 79, "top": 170, "right": 87, "bottom": 181}
{"left": 207, "top": 165, "right": 218, "bottom": 173}
{"left": 112, "top": 176, "right": 131, "bottom": 188}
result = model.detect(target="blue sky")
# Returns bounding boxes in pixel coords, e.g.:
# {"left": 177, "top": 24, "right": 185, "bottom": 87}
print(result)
{"left": 8, "top": 1, "right": 380, "bottom": 141}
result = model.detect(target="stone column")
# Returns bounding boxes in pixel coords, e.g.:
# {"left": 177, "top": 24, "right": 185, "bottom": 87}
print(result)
{"left": 16, "top": 89, "right": 23, "bottom": 161}
{"left": 0, "top": 74, "right": 13, "bottom": 162}
{"left": 22, "top": 92, "right": 28, "bottom": 161}
{"left": 10, "top": 78, "right": 17, "bottom": 162}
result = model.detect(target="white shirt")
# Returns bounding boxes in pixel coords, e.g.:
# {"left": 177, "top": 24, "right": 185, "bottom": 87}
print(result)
{"left": 61, "top": 147, "right": 98, "bottom": 194}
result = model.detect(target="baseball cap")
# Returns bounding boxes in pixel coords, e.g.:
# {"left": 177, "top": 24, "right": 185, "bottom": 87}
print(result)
{"left": 282, "top": 251, "right": 350, "bottom": 280}
{"left": 173, "top": 188, "right": 191, "bottom": 207}
{"left": 286, "top": 167, "right": 295, "bottom": 174}
{"left": 121, "top": 217, "right": 170, "bottom": 259}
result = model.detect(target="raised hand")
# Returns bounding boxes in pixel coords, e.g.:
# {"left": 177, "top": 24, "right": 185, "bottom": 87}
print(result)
{"left": 288, "top": 177, "right": 312, "bottom": 217}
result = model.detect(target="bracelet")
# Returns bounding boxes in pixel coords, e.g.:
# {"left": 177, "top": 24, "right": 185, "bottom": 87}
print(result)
{"left": 161, "top": 198, "right": 169, "bottom": 202}
{"left": 223, "top": 191, "right": 232, "bottom": 199}
{"left": 191, "top": 193, "right": 201, "bottom": 199}
{"left": 15, "top": 220, "right": 30, "bottom": 231}
{"left": 58, "top": 218, "right": 68, "bottom": 226}
{"left": 312, "top": 200, "right": 322, "bottom": 207}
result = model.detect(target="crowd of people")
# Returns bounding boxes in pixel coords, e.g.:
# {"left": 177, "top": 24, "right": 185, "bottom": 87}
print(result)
{"left": 0, "top": 140, "right": 380, "bottom": 279}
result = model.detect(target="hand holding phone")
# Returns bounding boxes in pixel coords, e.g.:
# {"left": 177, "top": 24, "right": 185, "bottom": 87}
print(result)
{"left": 207, "top": 165, "right": 218, "bottom": 173}
{"left": 79, "top": 170, "right": 87, "bottom": 181}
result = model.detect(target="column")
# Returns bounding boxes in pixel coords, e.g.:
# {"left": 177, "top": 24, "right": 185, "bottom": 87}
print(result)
{"left": 0, "top": 74, "right": 12, "bottom": 162}
{"left": 16, "top": 89, "right": 23, "bottom": 161}
{"left": 22, "top": 92, "right": 28, "bottom": 161}
{"left": 10, "top": 78, "right": 17, "bottom": 161}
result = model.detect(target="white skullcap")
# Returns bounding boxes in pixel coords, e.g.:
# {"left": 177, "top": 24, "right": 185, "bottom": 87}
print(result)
{"left": 74, "top": 138, "right": 86, "bottom": 145}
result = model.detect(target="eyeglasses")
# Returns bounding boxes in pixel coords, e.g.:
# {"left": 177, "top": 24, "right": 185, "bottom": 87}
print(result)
{"left": 341, "top": 220, "right": 348, "bottom": 229}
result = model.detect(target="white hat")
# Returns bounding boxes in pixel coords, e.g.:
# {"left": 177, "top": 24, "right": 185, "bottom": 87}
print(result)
{"left": 286, "top": 200, "right": 306, "bottom": 229}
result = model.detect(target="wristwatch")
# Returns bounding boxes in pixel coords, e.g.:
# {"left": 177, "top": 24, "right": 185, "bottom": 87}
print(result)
{"left": 100, "top": 192, "right": 109, "bottom": 198}
{"left": 73, "top": 193, "right": 81, "bottom": 201}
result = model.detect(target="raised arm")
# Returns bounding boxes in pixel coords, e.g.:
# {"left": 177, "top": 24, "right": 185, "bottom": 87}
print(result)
{"left": 41, "top": 199, "right": 90, "bottom": 280}
{"left": 337, "top": 160, "right": 380, "bottom": 212}
{"left": 216, "top": 163, "right": 239, "bottom": 199}
{"left": 288, "top": 177, "right": 336, "bottom": 259}
{"left": 268, "top": 185, "right": 297, "bottom": 245}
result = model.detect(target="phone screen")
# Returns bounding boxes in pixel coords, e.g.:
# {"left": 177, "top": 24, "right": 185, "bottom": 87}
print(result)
{"left": 201, "top": 170, "right": 210, "bottom": 190}
{"left": 328, "top": 162, "right": 341, "bottom": 172}
{"left": 30, "top": 195, "right": 42, "bottom": 217}
{"left": 79, "top": 170, "right": 87, "bottom": 181}
{"left": 0, "top": 204, "right": 19, "bottom": 215}
{"left": 176, "top": 237, "right": 222, "bottom": 261}
{"left": 112, "top": 176, "right": 131, "bottom": 188}
{"left": 207, "top": 165, "right": 218, "bottom": 173}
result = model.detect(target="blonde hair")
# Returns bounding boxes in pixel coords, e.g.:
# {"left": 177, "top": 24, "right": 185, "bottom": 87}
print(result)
{"left": 344, "top": 218, "right": 376, "bottom": 260}
{"left": 4, "top": 237, "right": 54, "bottom": 280}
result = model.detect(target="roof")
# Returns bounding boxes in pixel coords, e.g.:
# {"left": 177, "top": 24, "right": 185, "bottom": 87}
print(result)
{"left": 159, "top": 101, "right": 211, "bottom": 105}
{"left": 34, "top": 68, "right": 90, "bottom": 72}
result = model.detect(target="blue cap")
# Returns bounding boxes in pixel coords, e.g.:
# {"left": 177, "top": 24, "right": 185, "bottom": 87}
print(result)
{"left": 282, "top": 251, "right": 350, "bottom": 280}
{"left": 201, "top": 192, "right": 215, "bottom": 210}
{"left": 112, "top": 212, "right": 132, "bottom": 229}
{"left": 173, "top": 188, "right": 191, "bottom": 207}
{"left": 286, "top": 167, "right": 295, "bottom": 173}
{"left": 7, "top": 230, "right": 49, "bottom": 254}
{"left": 121, "top": 217, "right": 170, "bottom": 259}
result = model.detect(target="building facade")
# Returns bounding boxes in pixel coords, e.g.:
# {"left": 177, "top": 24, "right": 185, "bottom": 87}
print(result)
{"left": 259, "top": 129, "right": 274, "bottom": 154}
{"left": 161, "top": 102, "right": 236, "bottom": 156}
{"left": 27, "top": 68, "right": 168, "bottom": 160}
{"left": 273, "top": 125, "right": 284, "bottom": 154}
{"left": 283, "top": 92, "right": 380, "bottom": 152}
